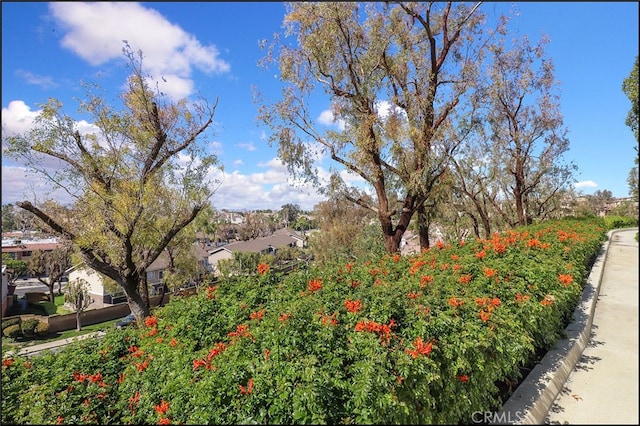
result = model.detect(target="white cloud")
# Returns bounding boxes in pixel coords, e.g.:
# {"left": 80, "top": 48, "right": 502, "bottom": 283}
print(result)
{"left": 317, "top": 109, "right": 346, "bottom": 131}
{"left": 233, "top": 159, "right": 244, "bottom": 167}
{"left": 236, "top": 142, "right": 257, "bottom": 151}
{"left": 14, "top": 69, "right": 58, "bottom": 89}
{"left": 49, "top": 2, "right": 230, "bottom": 101}
{"left": 0, "top": 165, "right": 76, "bottom": 206}
{"left": 212, "top": 158, "right": 327, "bottom": 211}
{"left": 1, "top": 101, "right": 40, "bottom": 137}
{"left": 574, "top": 180, "right": 598, "bottom": 189}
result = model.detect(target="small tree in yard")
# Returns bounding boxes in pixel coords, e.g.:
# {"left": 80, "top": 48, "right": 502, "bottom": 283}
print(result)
{"left": 3, "top": 44, "right": 221, "bottom": 325}
{"left": 64, "top": 278, "right": 92, "bottom": 332}
{"left": 28, "top": 244, "right": 72, "bottom": 303}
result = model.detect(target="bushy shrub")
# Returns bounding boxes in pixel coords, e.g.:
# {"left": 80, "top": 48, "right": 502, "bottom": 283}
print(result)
{"left": 604, "top": 215, "right": 638, "bottom": 230}
{"left": 20, "top": 319, "right": 40, "bottom": 338}
{"left": 35, "top": 322, "right": 50, "bottom": 337}
{"left": 2, "top": 324, "right": 22, "bottom": 339}
{"left": 1, "top": 317, "right": 20, "bottom": 330}
{"left": 0, "top": 218, "right": 608, "bottom": 425}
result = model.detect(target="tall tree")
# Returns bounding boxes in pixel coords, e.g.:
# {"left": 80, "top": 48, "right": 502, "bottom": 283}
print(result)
{"left": 3, "top": 45, "right": 221, "bottom": 323}
{"left": 280, "top": 203, "right": 301, "bottom": 227}
{"left": 28, "top": 243, "right": 72, "bottom": 303}
{"left": 623, "top": 56, "right": 639, "bottom": 201}
{"left": 309, "top": 194, "right": 383, "bottom": 264}
{"left": 2, "top": 204, "right": 17, "bottom": 232}
{"left": 480, "top": 34, "right": 575, "bottom": 227}
{"left": 256, "top": 2, "right": 498, "bottom": 253}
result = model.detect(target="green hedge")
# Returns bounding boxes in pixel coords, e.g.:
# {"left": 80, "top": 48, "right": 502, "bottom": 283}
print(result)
{"left": 1, "top": 218, "right": 607, "bottom": 425}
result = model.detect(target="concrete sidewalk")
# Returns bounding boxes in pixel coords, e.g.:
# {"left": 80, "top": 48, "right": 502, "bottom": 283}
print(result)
{"left": 545, "top": 228, "right": 639, "bottom": 424}
{"left": 3, "top": 330, "right": 106, "bottom": 358}
{"left": 497, "top": 228, "right": 639, "bottom": 424}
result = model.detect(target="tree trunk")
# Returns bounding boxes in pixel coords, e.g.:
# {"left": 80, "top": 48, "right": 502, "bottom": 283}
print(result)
{"left": 416, "top": 204, "right": 431, "bottom": 251}
{"left": 123, "top": 277, "right": 151, "bottom": 325}
{"left": 76, "top": 310, "right": 82, "bottom": 332}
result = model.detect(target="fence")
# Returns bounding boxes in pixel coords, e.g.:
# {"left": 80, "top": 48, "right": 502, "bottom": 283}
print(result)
{"left": 3, "top": 294, "right": 170, "bottom": 334}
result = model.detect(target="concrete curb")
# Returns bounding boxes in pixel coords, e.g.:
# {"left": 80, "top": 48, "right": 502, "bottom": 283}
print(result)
{"left": 494, "top": 228, "right": 622, "bottom": 425}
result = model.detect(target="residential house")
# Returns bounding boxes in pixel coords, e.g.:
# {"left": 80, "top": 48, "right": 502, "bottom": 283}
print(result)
{"left": 208, "top": 228, "right": 305, "bottom": 276}
{"left": 67, "top": 243, "right": 215, "bottom": 306}
{"left": 1, "top": 237, "right": 62, "bottom": 264}
{"left": 146, "top": 244, "right": 214, "bottom": 294}
{"left": 67, "top": 265, "right": 124, "bottom": 309}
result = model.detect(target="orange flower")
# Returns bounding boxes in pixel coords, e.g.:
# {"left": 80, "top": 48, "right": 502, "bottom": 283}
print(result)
{"left": 130, "top": 392, "right": 141, "bottom": 402}
{"left": 145, "top": 316, "right": 158, "bottom": 328}
{"left": 435, "top": 240, "right": 445, "bottom": 249}
{"left": 2, "top": 358, "right": 14, "bottom": 367}
{"left": 264, "top": 348, "right": 270, "bottom": 362}
{"left": 407, "top": 291, "right": 421, "bottom": 300}
{"left": 344, "top": 299, "right": 362, "bottom": 313}
{"left": 157, "top": 418, "right": 172, "bottom": 425}
{"left": 527, "top": 238, "right": 541, "bottom": 248}
{"left": 458, "top": 374, "right": 469, "bottom": 382}
{"left": 170, "top": 338, "right": 178, "bottom": 347}
{"left": 479, "top": 309, "right": 491, "bottom": 323}
{"left": 320, "top": 312, "right": 338, "bottom": 326}
{"left": 206, "top": 285, "right": 217, "bottom": 300}
{"left": 475, "top": 250, "right": 486, "bottom": 259}
{"left": 250, "top": 309, "right": 265, "bottom": 321}
{"left": 448, "top": 297, "right": 464, "bottom": 308}
{"left": 541, "top": 295, "right": 555, "bottom": 306}
{"left": 279, "top": 313, "right": 290, "bottom": 322}
{"left": 136, "top": 359, "right": 149, "bottom": 372}
{"left": 515, "top": 293, "right": 530, "bottom": 303}
{"left": 88, "top": 372, "right": 103, "bottom": 384}
{"left": 392, "top": 253, "right": 401, "bottom": 262}
{"left": 154, "top": 399, "right": 170, "bottom": 415}
{"left": 240, "top": 378, "right": 254, "bottom": 395}
{"left": 483, "top": 267, "right": 497, "bottom": 278}
{"left": 405, "top": 336, "right": 433, "bottom": 358}
{"left": 307, "top": 278, "right": 323, "bottom": 292}
{"left": 192, "top": 359, "right": 207, "bottom": 370}
{"left": 73, "top": 371, "right": 88, "bottom": 382}
{"left": 257, "top": 263, "right": 270, "bottom": 275}
{"left": 458, "top": 274, "right": 472, "bottom": 284}
{"left": 420, "top": 275, "right": 433, "bottom": 287}
{"left": 346, "top": 262, "right": 354, "bottom": 272}
{"left": 558, "top": 274, "right": 573, "bottom": 286}
{"left": 57, "top": 416, "right": 64, "bottom": 425}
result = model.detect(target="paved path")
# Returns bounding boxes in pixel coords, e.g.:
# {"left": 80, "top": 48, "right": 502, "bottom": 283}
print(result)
{"left": 3, "top": 331, "right": 106, "bottom": 358}
{"left": 545, "top": 228, "right": 639, "bottom": 424}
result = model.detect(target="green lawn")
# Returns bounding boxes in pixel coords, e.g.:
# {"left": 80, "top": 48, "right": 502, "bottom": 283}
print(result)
{"left": 2, "top": 318, "right": 121, "bottom": 354}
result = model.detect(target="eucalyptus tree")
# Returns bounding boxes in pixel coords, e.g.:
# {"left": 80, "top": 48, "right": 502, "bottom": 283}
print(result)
{"left": 256, "top": 1, "right": 501, "bottom": 253}
{"left": 479, "top": 34, "right": 575, "bottom": 227}
{"left": 3, "top": 46, "right": 221, "bottom": 323}
{"left": 623, "top": 56, "right": 638, "bottom": 200}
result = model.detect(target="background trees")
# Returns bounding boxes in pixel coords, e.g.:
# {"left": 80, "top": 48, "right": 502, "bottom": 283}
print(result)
{"left": 3, "top": 45, "right": 221, "bottom": 323}
{"left": 27, "top": 244, "right": 72, "bottom": 302}
{"left": 257, "top": 2, "right": 494, "bottom": 253}
{"left": 623, "top": 56, "right": 638, "bottom": 201}
{"left": 454, "top": 34, "right": 575, "bottom": 230}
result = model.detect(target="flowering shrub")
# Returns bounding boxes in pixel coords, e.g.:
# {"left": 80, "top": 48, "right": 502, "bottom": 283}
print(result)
{"left": 1, "top": 218, "right": 607, "bottom": 424}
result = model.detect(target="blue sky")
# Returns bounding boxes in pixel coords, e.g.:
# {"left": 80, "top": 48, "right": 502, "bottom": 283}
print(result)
{"left": 2, "top": 2, "right": 638, "bottom": 212}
